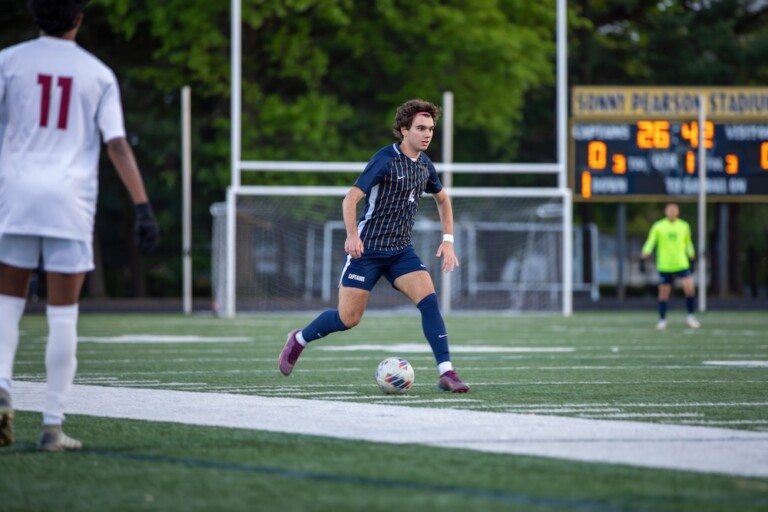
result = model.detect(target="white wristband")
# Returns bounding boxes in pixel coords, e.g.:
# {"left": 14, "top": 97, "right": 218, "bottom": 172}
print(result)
{"left": 442, "top": 234, "right": 454, "bottom": 243}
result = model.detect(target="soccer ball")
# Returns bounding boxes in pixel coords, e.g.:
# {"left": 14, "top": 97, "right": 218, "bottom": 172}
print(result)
{"left": 375, "top": 357, "right": 414, "bottom": 394}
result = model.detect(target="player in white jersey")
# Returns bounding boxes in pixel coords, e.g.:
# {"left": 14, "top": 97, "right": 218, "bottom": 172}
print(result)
{"left": 0, "top": 0, "right": 159, "bottom": 451}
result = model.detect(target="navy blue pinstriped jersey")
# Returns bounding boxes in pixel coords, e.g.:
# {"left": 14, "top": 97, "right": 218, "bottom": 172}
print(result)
{"left": 353, "top": 143, "right": 442, "bottom": 251}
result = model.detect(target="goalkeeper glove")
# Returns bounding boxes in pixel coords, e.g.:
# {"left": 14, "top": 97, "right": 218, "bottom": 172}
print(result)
{"left": 134, "top": 202, "right": 159, "bottom": 254}
{"left": 639, "top": 258, "right": 646, "bottom": 274}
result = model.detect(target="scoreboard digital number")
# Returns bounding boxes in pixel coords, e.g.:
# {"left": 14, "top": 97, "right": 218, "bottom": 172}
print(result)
{"left": 572, "top": 121, "right": 768, "bottom": 199}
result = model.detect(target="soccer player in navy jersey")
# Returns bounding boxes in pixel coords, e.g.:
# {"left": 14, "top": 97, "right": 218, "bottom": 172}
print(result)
{"left": 279, "top": 99, "right": 469, "bottom": 392}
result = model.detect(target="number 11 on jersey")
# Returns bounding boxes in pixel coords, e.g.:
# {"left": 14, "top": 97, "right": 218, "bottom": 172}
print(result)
{"left": 37, "top": 74, "right": 73, "bottom": 130}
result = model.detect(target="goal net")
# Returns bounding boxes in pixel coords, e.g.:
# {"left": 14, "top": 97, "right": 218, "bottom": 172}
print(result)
{"left": 211, "top": 186, "right": 569, "bottom": 315}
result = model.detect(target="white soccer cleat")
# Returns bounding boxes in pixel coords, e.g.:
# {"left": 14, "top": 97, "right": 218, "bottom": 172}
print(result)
{"left": 656, "top": 319, "right": 667, "bottom": 330}
{"left": 686, "top": 315, "right": 701, "bottom": 329}
{"left": 38, "top": 425, "right": 82, "bottom": 452}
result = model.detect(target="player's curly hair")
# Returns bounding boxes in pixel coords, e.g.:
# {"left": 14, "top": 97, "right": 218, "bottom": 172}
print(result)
{"left": 392, "top": 99, "right": 441, "bottom": 141}
{"left": 27, "top": 0, "right": 89, "bottom": 36}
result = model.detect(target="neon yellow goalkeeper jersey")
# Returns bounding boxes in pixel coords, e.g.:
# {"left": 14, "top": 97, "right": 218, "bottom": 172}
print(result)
{"left": 642, "top": 218, "right": 695, "bottom": 272}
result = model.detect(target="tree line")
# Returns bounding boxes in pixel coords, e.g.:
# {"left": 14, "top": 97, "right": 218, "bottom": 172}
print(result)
{"left": 1, "top": 0, "right": 766, "bottom": 300}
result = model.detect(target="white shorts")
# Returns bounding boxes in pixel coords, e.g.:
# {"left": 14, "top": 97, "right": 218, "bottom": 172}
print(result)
{"left": 0, "top": 234, "right": 94, "bottom": 273}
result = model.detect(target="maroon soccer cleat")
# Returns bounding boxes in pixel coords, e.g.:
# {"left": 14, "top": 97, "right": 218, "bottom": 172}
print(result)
{"left": 278, "top": 329, "right": 305, "bottom": 376}
{"left": 437, "top": 370, "right": 470, "bottom": 393}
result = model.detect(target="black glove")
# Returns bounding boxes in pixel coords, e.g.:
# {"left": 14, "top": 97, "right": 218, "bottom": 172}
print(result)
{"left": 688, "top": 258, "right": 695, "bottom": 273}
{"left": 639, "top": 258, "right": 646, "bottom": 274}
{"left": 134, "top": 202, "right": 159, "bottom": 255}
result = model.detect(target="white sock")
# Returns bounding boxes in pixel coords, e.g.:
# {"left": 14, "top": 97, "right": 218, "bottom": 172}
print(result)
{"left": 43, "top": 304, "right": 79, "bottom": 425}
{"left": 0, "top": 294, "right": 27, "bottom": 389}
{"left": 42, "top": 414, "right": 62, "bottom": 426}
{"left": 437, "top": 361, "right": 453, "bottom": 376}
{"left": 296, "top": 331, "right": 307, "bottom": 346}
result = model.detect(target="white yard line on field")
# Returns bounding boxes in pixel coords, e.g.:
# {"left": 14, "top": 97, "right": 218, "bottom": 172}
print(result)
{"left": 11, "top": 381, "right": 768, "bottom": 478}
{"left": 578, "top": 413, "right": 704, "bottom": 419}
{"left": 703, "top": 360, "right": 768, "bottom": 368}
{"left": 78, "top": 335, "right": 252, "bottom": 343}
{"left": 317, "top": 344, "right": 575, "bottom": 353}
{"left": 503, "top": 401, "right": 768, "bottom": 408}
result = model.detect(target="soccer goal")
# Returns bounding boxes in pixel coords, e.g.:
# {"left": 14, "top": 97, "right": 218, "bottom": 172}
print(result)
{"left": 211, "top": 186, "right": 576, "bottom": 316}
{"left": 222, "top": 0, "right": 572, "bottom": 317}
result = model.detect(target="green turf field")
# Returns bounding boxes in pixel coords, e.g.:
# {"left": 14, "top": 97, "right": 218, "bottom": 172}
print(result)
{"left": 2, "top": 310, "right": 767, "bottom": 511}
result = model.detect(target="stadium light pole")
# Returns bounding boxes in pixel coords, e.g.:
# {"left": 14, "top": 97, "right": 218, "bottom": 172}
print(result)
{"left": 697, "top": 94, "right": 707, "bottom": 313}
{"left": 557, "top": 0, "right": 573, "bottom": 316}
{"left": 226, "top": 0, "right": 243, "bottom": 318}
{"left": 441, "top": 91, "right": 454, "bottom": 314}
{"left": 182, "top": 86, "right": 193, "bottom": 315}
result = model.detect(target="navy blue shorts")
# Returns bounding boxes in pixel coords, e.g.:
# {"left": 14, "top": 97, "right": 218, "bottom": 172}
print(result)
{"left": 659, "top": 269, "right": 692, "bottom": 285}
{"left": 339, "top": 246, "right": 428, "bottom": 291}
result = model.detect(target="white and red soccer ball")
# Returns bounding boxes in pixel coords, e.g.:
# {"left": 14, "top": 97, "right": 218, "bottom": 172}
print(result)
{"left": 375, "top": 357, "right": 414, "bottom": 394}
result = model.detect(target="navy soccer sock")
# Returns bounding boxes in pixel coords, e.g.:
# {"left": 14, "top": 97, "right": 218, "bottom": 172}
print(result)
{"left": 417, "top": 293, "right": 450, "bottom": 364}
{"left": 301, "top": 310, "right": 349, "bottom": 343}
{"left": 685, "top": 296, "right": 695, "bottom": 315}
{"left": 658, "top": 300, "right": 667, "bottom": 320}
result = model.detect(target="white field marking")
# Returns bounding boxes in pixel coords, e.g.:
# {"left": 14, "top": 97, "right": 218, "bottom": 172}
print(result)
{"left": 584, "top": 355, "right": 750, "bottom": 360}
{"left": 317, "top": 344, "right": 575, "bottom": 353}
{"left": 76, "top": 377, "right": 120, "bottom": 382}
{"left": 498, "top": 402, "right": 768, "bottom": 409}
{"left": 503, "top": 408, "right": 625, "bottom": 414}
{"left": 676, "top": 420, "right": 768, "bottom": 426}
{"left": 447, "top": 403, "right": 768, "bottom": 414}
{"left": 226, "top": 385, "right": 365, "bottom": 391}
{"left": 22, "top": 372, "right": 768, "bottom": 388}
{"left": 707, "top": 330, "right": 766, "bottom": 337}
{"left": 52, "top": 377, "right": 768, "bottom": 389}
{"left": 155, "top": 318, "right": 302, "bottom": 327}
{"left": 75, "top": 358, "right": 267, "bottom": 365}
{"left": 38, "top": 357, "right": 381, "bottom": 365}
{"left": 321, "top": 397, "right": 484, "bottom": 404}
{"left": 9, "top": 360, "right": 745, "bottom": 370}
{"left": 236, "top": 384, "right": 416, "bottom": 390}
{"left": 82, "top": 383, "right": 213, "bottom": 389}
{"left": 123, "top": 382, "right": 212, "bottom": 388}
{"left": 541, "top": 325, "right": 764, "bottom": 336}
{"left": 367, "top": 398, "right": 483, "bottom": 404}
{"left": 703, "top": 361, "right": 768, "bottom": 368}
{"left": 579, "top": 413, "right": 705, "bottom": 419}
{"left": 78, "top": 380, "right": 168, "bottom": 386}
{"left": 256, "top": 391, "right": 359, "bottom": 398}
{"left": 451, "top": 380, "right": 767, "bottom": 386}
{"left": 90, "top": 348, "right": 236, "bottom": 353}
{"left": 14, "top": 369, "right": 364, "bottom": 379}
{"left": 12, "top": 382, "right": 768, "bottom": 478}
{"left": 78, "top": 335, "right": 252, "bottom": 343}
{"left": 455, "top": 366, "right": 711, "bottom": 370}
{"left": 180, "top": 385, "right": 282, "bottom": 390}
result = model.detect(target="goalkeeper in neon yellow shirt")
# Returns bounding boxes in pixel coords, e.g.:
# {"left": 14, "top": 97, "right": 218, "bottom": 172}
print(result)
{"left": 641, "top": 203, "right": 700, "bottom": 330}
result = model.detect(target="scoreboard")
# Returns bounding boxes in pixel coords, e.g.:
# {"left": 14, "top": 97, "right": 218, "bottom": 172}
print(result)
{"left": 570, "top": 87, "right": 768, "bottom": 201}
{"left": 572, "top": 121, "right": 768, "bottom": 199}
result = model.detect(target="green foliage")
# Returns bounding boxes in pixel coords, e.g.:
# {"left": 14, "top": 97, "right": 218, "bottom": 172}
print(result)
{"left": 96, "top": 0, "right": 558, "bottom": 165}
{"left": 2, "top": 1, "right": 767, "bottom": 297}
{"left": 90, "top": 0, "right": 559, "bottom": 297}
{"left": 568, "top": 0, "right": 768, "bottom": 85}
